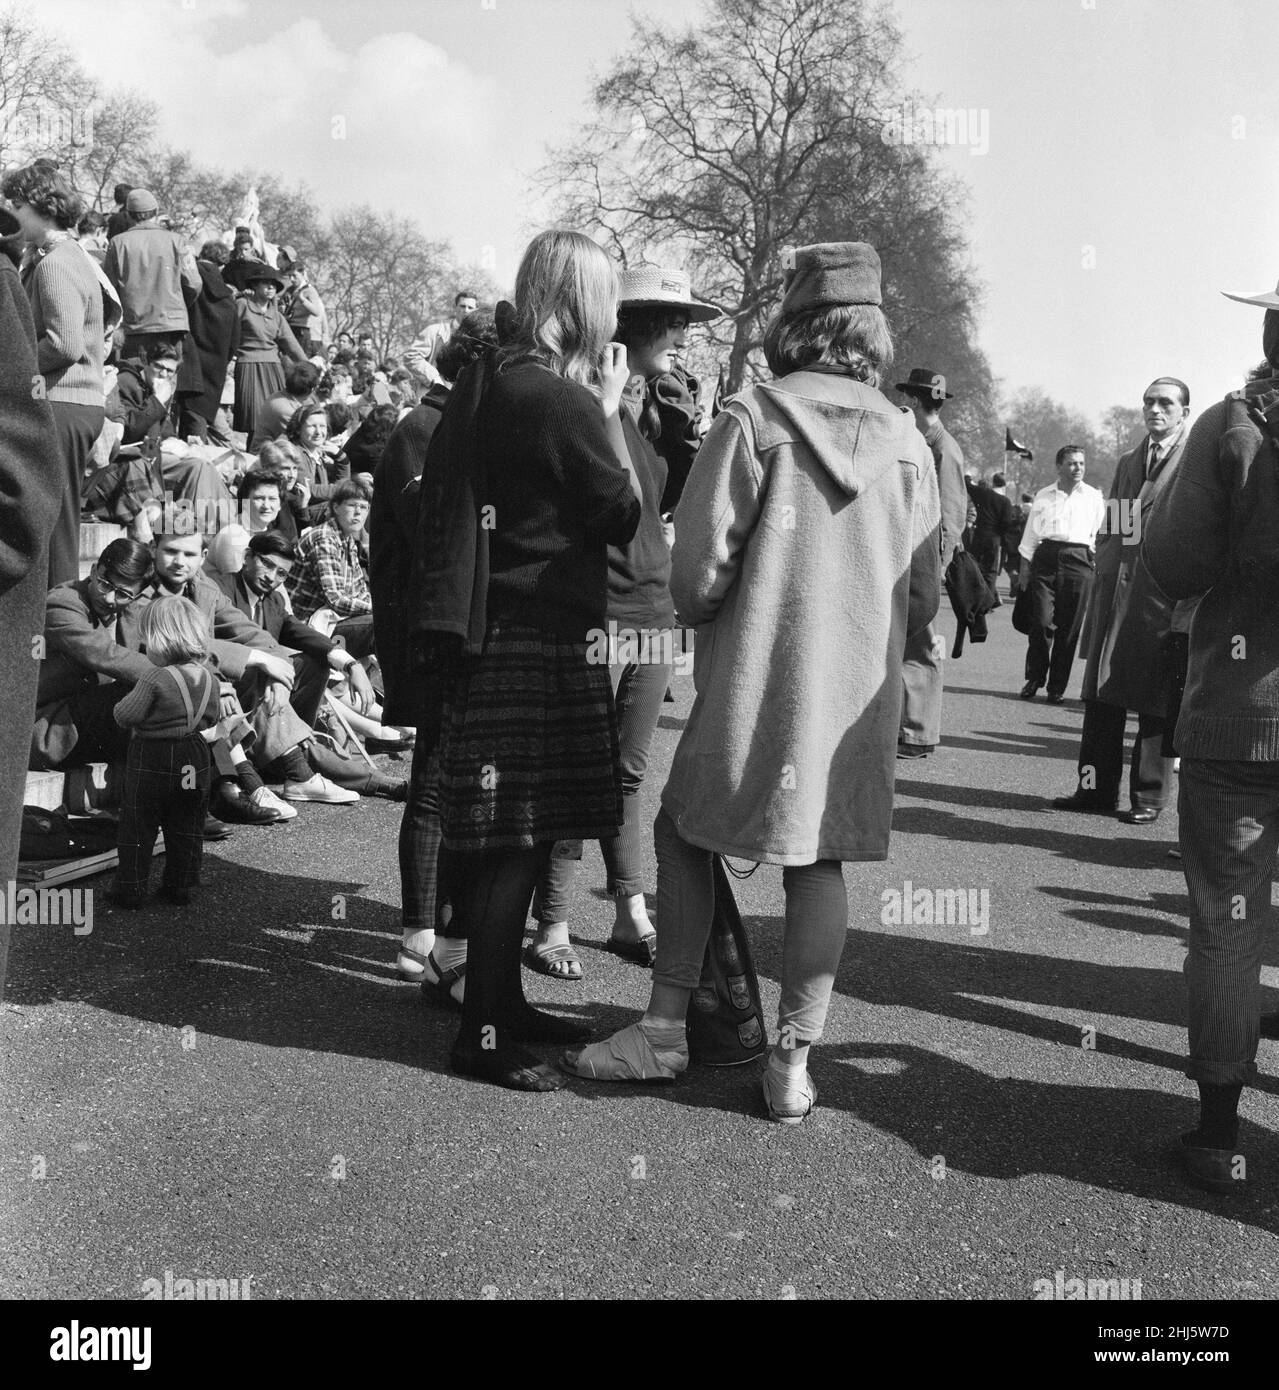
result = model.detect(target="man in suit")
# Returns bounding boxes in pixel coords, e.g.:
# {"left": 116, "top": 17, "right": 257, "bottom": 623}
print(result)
{"left": 895, "top": 366, "right": 969, "bottom": 760}
{"left": 1053, "top": 379, "right": 1190, "bottom": 822}
{"left": 966, "top": 472, "right": 1016, "bottom": 604}
{"left": 210, "top": 529, "right": 374, "bottom": 731}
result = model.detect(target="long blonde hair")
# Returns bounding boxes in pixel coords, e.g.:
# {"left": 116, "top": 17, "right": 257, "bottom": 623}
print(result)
{"left": 503, "top": 230, "right": 618, "bottom": 390}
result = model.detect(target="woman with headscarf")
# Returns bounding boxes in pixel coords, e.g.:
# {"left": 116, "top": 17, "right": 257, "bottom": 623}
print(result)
{"left": 562, "top": 243, "right": 942, "bottom": 1124}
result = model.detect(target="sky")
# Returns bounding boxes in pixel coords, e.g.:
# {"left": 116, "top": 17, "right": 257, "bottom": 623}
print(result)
{"left": 19, "top": 0, "right": 1279, "bottom": 423}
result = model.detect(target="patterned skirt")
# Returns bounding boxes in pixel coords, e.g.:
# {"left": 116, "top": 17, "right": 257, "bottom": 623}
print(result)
{"left": 438, "top": 623, "right": 622, "bottom": 852}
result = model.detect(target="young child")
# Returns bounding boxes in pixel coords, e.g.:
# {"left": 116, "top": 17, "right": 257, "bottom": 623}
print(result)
{"left": 109, "top": 596, "right": 220, "bottom": 908}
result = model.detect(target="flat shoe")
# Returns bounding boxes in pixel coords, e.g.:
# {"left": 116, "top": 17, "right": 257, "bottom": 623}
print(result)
{"left": 418, "top": 950, "right": 465, "bottom": 1009}
{"left": 761, "top": 1062, "right": 818, "bottom": 1124}
{"left": 397, "top": 945, "right": 428, "bottom": 981}
{"left": 450, "top": 1043, "right": 563, "bottom": 1092}
{"left": 604, "top": 933, "right": 658, "bottom": 967}
{"left": 560, "top": 1022, "right": 688, "bottom": 1082}
{"left": 523, "top": 940, "right": 583, "bottom": 981}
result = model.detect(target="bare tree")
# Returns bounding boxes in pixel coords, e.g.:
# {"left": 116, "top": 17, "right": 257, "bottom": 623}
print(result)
{"left": 0, "top": 7, "right": 94, "bottom": 174}
{"left": 539, "top": 0, "right": 997, "bottom": 452}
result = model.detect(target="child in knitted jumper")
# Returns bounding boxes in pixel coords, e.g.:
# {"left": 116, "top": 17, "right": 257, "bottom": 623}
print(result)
{"left": 108, "top": 596, "right": 219, "bottom": 908}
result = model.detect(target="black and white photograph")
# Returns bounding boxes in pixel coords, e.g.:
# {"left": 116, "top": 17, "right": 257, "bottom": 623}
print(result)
{"left": 1, "top": 0, "right": 1277, "bottom": 1351}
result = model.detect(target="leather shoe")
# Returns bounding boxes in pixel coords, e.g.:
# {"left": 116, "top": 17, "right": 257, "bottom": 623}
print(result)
{"left": 1019, "top": 681, "right": 1040, "bottom": 700}
{"left": 1260, "top": 1010, "right": 1279, "bottom": 1040}
{"left": 1046, "top": 692, "right": 1066, "bottom": 705}
{"left": 1051, "top": 793, "right": 1117, "bottom": 814}
{"left": 896, "top": 742, "right": 933, "bottom": 760}
{"left": 203, "top": 815, "right": 232, "bottom": 840}
{"left": 1119, "top": 807, "right": 1160, "bottom": 825}
{"left": 215, "top": 785, "right": 284, "bottom": 825}
{"left": 1176, "top": 1131, "right": 1244, "bottom": 1195}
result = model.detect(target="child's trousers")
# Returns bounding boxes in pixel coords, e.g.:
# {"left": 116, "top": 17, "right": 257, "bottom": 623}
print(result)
{"left": 114, "top": 734, "right": 212, "bottom": 898}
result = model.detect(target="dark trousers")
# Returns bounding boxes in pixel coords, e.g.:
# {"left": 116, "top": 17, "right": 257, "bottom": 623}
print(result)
{"left": 1162, "top": 632, "right": 1190, "bottom": 758}
{"left": 1076, "top": 699, "right": 1171, "bottom": 810}
{"left": 115, "top": 734, "right": 212, "bottom": 896}
{"left": 1178, "top": 758, "right": 1279, "bottom": 1087}
{"left": 48, "top": 401, "right": 104, "bottom": 588}
{"left": 31, "top": 683, "right": 131, "bottom": 770}
{"left": 290, "top": 653, "right": 330, "bottom": 730}
{"left": 333, "top": 614, "right": 377, "bottom": 663}
{"left": 1025, "top": 542, "right": 1094, "bottom": 696}
{"left": 970, "top": 536, "right": 1002, "bottom": 598}
{"left": 398, "top": 734, "right": 450, "bottom": 937}
{"left": 176, "top": 402, "right": 233, "bottom": 447}
{"left": 537, "top": 641, "right": 674, "bottom": 918}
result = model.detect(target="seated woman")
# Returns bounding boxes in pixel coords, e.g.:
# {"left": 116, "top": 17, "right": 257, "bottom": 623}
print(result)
{"left": 339, "top": 402, "right": 397, "bottom": 487}
{"left": 285, "top": 401, "right": 349, "bottom": 517}
{"left": 256, "top": 439, "right": 306, "bottom": 539}
{"left": 285, "top": 478, "right": 374, "bottom": 657}
{"left": 204, "top": 467, "right": 289, "bottom": 577}
{"left": 247, "top": 359, "right": 321, "bottom": 451}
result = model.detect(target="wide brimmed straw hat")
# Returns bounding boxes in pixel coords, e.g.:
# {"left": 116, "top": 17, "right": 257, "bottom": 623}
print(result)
{"left": 618, "top": 264, "right": 722, "bottom": 323}
{"left": 1222, "top": 278, "right": 1279, "bottom": 309}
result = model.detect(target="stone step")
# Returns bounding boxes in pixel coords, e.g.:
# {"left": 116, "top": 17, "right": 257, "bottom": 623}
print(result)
{"left": 23, "top": 763, "right": 116, "bottom": 813}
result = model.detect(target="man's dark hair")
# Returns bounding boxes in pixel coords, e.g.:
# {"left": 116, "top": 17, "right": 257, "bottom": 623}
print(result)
{"left": 284, "top": 361, "right": 321, "bottom": 397}
{"left": 78, "top": 210, "right": 104, "bottom": 236}
{"left": 142, "top": 339, "right": 182, "bottom": 366}
{"left": 331, "top": 350, "right": 356, "bottom": 368}
{"left": 199, "top": 240, "right": 230, "bottom": 266}
{"left": 1055, "top": 445, "right": 1086, "bottom": 466}
{"left": 246, "top": 529, "right": 296, "bottom": 562}
{"left": 112, "top": 183, "right": 133, "bottom": 206}
{"left": 992, "top": 472, "right": 1006, "bottom": 488}
{"left": 1, "top": 164, "right": 84, "bottom": 231}
{"left": 616, "top": 305, "right": 688, "bottom": 349}
{"left": 1146, "top": 376, "right": 1190, "bottom": 409}
{"left": 325, "top": 400, "right": 353, "bottom": 434}
{"left": 1021, "top": 492, "right": 1034, "bottom": 503}
{"left": 97, "top": 537, "right": 153, "bottom": 585}
{"left": 236, "top": 468, "right": 282, "bottom": 503}
{"left": 455, "top": 289, "right": 477, "bottom": 305}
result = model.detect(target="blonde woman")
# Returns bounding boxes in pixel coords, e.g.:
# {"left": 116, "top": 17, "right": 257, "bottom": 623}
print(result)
{"left": 431, "top": 229, "right": 642, "bottom": 1091}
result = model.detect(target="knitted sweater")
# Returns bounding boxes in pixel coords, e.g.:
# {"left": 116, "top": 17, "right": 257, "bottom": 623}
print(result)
{"left": 112, "top": 661, "right": 219, "bottom": 739}
{"left": 478, "top": 361, "right": 641, "bottom": 640}
{"left": 21, "top": 238, "right": 105, "bottom": 407}
{"left": 1144, "top": 377, "right": 1279, "bottom": 760}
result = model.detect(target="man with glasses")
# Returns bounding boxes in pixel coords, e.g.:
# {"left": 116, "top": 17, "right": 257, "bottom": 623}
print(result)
{"left": 108, "top": 340, "right": 181, "bottom": 448}
{"left": 1053, "top": 379, "right": 1191, "bottom": 823}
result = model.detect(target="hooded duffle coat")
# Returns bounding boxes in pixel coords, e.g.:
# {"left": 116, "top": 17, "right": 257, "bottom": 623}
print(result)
{"left": 661, "top": 369, "right": 942, "bottom": 865}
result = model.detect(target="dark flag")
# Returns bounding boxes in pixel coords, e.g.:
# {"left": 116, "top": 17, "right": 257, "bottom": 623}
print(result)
{"left": 1004, "top": 426, "right": 1032, "bottom": 460}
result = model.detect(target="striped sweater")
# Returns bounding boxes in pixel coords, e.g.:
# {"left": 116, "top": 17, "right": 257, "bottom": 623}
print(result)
{"left": 21, "top": 238, "right": 105, "bottom": 407}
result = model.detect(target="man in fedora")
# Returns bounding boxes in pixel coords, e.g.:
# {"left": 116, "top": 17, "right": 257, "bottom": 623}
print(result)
{"left": 1052, "top": 377, "right": 1190, "bottom": 823}
{"left": 102, "top": 188, "right": 201, "bottom": 358}
{"left": 895, "top": 366, "right": 969, "bottom": 759}
{"left": 1143, "top": 279, "right": 1279, "bottom": 1194}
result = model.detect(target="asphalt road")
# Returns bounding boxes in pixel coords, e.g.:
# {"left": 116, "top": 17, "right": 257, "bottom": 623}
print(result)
{"left": 3, "top": 600, "right": 1277, "bottom": 1301}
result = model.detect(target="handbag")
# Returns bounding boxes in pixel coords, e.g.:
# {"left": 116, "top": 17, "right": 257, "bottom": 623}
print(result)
{"left": 685, "top": 857, "right": 768, "bottom": 1067}
{"left": 1011, "top": 582, "right": 1035, "bottom": 635}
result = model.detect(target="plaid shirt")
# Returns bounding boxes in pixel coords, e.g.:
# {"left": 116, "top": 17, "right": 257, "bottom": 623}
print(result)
{"left": 287, "top": 520, "right": 371, "bottom": 620}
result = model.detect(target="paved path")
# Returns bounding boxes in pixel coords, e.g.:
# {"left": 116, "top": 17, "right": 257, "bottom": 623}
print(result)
{"left": 3, "top": 601, "right": 1277, "bottom": 1300}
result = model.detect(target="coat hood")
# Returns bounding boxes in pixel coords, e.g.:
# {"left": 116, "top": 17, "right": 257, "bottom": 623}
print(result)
{"left": 749, "top": 370, "right": 922, "bottom": 497}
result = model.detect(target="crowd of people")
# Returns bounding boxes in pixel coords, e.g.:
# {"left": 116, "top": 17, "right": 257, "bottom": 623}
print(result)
{"left": 2, "top": 158, "right": 1277, "bottom": 1197}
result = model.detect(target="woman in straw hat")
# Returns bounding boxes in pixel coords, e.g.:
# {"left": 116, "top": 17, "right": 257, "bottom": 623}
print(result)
{"left": 526, "top": 263, "right": 721, "bottom": 981}
{"left": 562, "top": 242, "right": 942, "bottom": 1123}
{"left": 230, "top": 262, "right": 306, "bottom": 442}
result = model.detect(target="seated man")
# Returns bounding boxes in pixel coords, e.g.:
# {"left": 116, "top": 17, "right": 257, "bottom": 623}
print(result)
{"left": 107, "top": 339, "right": 182, "bottom": 447}
{"left": 83, "top": 437, "right": 234, "bottom": 539}
{"left": 149, "top": 528, "right": 357, "bottom": 808}
{"left": 211, "top": 529, "right": 374, "bottom": 734}
{"left": 248, "top": 359, "right": 320, "bottom": 452}
{"left": 286, "top": 479, "right": 375, "bottom": 661}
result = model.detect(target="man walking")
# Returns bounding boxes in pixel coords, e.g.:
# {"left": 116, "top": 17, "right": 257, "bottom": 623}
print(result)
{"left": 895, "top": 367, "right": 969, "bottom": 759}
{"left": 1017, "top": 445, "right": 1105, "bottom": 703}
{"left": 1143, "top": 283, "right": 1279, "bottom": 1193}
{"left": 1053, "top": 379, "right": 1190, "bottom": 821}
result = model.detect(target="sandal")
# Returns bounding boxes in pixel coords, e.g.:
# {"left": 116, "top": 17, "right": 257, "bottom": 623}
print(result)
{"left": 418, "top": 950, "right": 466, "bottom": 1010}
{"left": 761, "top": 1061, "right": 818, "bottom": 1125}
{"left": 604, "top": 933, "right": 658, "bottom": 967}
{"left": 559, "top": 1022, "right": 688, "bottom": 1083}
{"left": 522, "top": 940, "right": 583, "bottom": 981}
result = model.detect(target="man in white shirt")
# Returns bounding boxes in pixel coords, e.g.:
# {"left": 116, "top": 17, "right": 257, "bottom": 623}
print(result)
{"left": 403, "top": 289, "right": 478, "bottom": 387}
{"left": 1017, "top": 445, "right": 1106, "bottom": 702}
